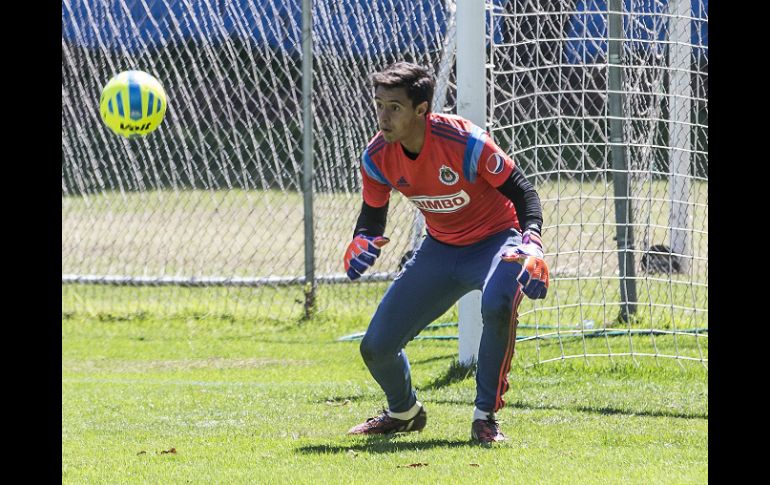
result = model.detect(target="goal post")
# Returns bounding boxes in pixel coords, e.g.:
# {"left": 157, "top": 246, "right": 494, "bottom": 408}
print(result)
{"left": 668, "top": 0, "right": 693, "bottom": 274}
{"left": 455, "top": 0, "right": 486, "bottom": 367}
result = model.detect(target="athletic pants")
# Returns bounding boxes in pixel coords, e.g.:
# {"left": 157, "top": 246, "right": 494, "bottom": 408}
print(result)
{"left": 359, "top": 228, "right": 524, "bottom": 413}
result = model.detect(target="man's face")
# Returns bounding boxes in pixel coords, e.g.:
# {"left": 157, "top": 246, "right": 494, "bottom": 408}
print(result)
{"left": 374, "top": 86, "right": 427, "bottom": 143}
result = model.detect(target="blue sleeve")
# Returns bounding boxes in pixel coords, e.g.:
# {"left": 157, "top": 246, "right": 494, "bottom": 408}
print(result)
{"left": 462, "top": 125, "right": 488, "bottom": 183}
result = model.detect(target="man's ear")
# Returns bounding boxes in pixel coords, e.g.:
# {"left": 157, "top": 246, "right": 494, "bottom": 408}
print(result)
{"left": 415, "top": 101, "right": 429, "bottom": 117}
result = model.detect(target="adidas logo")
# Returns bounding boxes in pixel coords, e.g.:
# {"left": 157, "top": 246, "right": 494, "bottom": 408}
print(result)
{"left": 396, "top": 176, "right": 410, "bottom": 187}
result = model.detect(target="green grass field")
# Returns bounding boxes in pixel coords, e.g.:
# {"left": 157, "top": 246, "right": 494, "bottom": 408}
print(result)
{"left": 62, "top": 286, "right": 707, "bottom": 484}
{"left": 62, "top": 179, "right": 708, "bottom": 483}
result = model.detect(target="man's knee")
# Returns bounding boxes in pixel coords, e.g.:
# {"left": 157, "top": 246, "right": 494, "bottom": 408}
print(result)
{"left": 359, "top": 333, "right": 401, "bottom": 363}
{"left": 360, "top": 333, "right": 397, "bottom": 365}
{"left": 481, "top": 287, "right": 517, "bottom": 328}
{"left": 359, "top": 335, "right": 376, "bottom": 363}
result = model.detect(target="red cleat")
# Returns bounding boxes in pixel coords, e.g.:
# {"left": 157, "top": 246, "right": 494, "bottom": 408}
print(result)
{"left": 471, "top": 416, "right": 507, "bottom": 446}
{"left": 347, "top": 406, "right": 427, "bottom": 435}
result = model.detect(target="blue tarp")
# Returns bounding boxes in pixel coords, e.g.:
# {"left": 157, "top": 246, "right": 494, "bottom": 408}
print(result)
{"left": 564, "top": 0, "right": 708, "bottom": 63}
{"left": 61, "top": 0, "right": 450, "bottom": 54}
{"left": 62, "top": 0, "right": 707, "bottom": 60}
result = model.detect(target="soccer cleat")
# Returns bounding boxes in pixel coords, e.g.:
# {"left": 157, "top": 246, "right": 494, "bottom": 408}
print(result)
{"left": 471, "top": 416, "right": 507, "bottom": 446}
{"left": 347, "top": 406, "right": 427, "bottom": 435}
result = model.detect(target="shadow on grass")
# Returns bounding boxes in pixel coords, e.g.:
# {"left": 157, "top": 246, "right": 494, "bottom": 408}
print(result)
{"left": 419, "top": 359, "right": 477, "bottom": 391}
{"left": 569, "top": 404, "right": 708, "bottom": 420}
{"left": 295, "top": 437, "right": 477, "bottom": 455}
{"left": 316, "top": 356, "right": 468, "bottom": 404}
{"left": 428, "top": 397, "right": 707, "bottom": 420}
{"left": 410, "top": 353, "right": 457, "bottom": 366}
{"left": 311, "top": 394, "right": 370, "bottom": 405}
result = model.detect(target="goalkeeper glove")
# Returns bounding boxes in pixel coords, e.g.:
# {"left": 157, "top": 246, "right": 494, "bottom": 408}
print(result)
{"left": 501, "top": 229, "right": 549, "bottom": 299}
{"left": 344, "top": 234, "right": 390, "bottom": 281}
{"left": 515, "top": 229, "right": 544, "bottom": 259}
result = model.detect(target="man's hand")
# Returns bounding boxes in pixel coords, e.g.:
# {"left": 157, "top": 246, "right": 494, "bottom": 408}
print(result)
{"left": 344, "top": 234, "right": 390, "bottom": 280}
{"left": 501, "top": 230, "right": 549, "bottom": 299}
{"left": 514, "top": 230, "right": 544, "bottom": 259}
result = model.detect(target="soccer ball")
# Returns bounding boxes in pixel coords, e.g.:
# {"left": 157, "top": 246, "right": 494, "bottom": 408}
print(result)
{"left": 99, "top": 70, "right": 168, "bottom": 138}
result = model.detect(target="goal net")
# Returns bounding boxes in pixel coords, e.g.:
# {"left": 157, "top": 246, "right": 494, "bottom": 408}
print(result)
{"left": 62, "top": 0, "right": 707, "bottom": 366}
{"left": 486, "top": 0, "right": 707, "bottom": 365}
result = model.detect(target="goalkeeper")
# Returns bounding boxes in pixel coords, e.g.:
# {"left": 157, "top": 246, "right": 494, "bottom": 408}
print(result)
{"left": 344, "top": 62, "right": 549, "bottom": 445}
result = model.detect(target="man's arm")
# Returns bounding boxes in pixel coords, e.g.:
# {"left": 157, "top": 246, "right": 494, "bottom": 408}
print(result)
{"left": 353, "top": 200, "right": 389, "bottom": 238}
{"left": 496, "top": 166, "right": 549, "bottom": 299}
{"left": 496, "top": 166, "right": 543, "bottom": 236}
{"left": 344, "top": 201, "right": 390, "bottom": 280}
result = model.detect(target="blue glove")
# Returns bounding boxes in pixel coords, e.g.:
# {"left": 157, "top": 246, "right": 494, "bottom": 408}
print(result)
{"left": 501, "top": 230, "right": 549, "bottom": 299}
{"left": 344, "top": 234, "right": 390, "bottom": 280}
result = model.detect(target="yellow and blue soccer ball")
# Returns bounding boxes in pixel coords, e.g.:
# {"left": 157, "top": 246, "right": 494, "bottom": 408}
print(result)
{"left": 99, "top": 70, "right": 168, "bottom": 138}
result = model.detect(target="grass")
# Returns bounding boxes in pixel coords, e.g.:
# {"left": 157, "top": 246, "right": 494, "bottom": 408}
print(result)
{"left": 62, "top": 180, "right": 708, "bottom": 280}
{"left": 62, "top": 181, "right": 707, "bottom": 482}
{"left": 62, "top": 287, "right": 708, "bottom": 484}
{"left": 62, "top": 275, "right": 708, "bottom": 329}
{"left": 61, "top": 188, "right": 420, "bottom": 277}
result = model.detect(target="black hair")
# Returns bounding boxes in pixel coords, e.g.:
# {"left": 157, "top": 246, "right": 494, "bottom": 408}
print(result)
{"left": 369, "top": 62, "right": 435, "bottom": 112}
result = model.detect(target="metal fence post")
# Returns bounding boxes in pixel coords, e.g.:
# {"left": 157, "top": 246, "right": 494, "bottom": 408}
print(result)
{"left": 608, "top": 0, "right": 637, "bottom": 322}
{"left": 302, "top": 0, "right": 315, "bottom": 318}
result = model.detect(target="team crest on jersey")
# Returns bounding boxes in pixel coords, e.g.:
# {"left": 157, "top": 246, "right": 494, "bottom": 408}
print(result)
{"left": 486, "top": 153, "right": 505, "bottom": 175}
{"left": 439, "top": 165, "right": 459, "bottom": 185}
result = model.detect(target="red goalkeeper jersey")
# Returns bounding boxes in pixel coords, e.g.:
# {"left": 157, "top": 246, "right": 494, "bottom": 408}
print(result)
{"left": 360, "top": 113, "right": 521, "bottom": 246}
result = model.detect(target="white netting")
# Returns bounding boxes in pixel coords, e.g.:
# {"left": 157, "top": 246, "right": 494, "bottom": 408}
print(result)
{"left": 488, "top": 0, "right": 707, "bottom": 365}
{"left": 62, "top": 0, "right": 454, "bottom": 319}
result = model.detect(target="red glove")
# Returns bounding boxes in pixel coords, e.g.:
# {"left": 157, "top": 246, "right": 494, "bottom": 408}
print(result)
{"left": 501, "top": 230, "right": 549, "bottom": 299}
{"left": 344, "top": 234, "right": 390, "bottom": 280}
